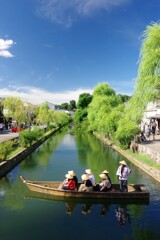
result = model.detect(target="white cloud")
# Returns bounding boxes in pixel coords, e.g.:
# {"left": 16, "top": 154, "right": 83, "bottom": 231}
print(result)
{"left": 37, "top": 0, "right": 131, "bottom": 27}
{"left": 0, "top": 85, "right": 93, "bottom": 105}
{"left": 0, "top": 39, "right": 15, "bottom": 58}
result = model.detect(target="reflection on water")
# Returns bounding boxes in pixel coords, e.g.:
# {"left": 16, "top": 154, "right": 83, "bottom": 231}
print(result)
{"left": 115, "top": 205, "right": 130, "bottom": 226}
{"left": 1, "top": 130, "right": 160, "bottom": 240}
{"left": 66, "top": 202, "right": 76, "bottom": 215}
{"left": 81, "top": 203, "right": 92, "bottom": 215}
{"left": 65, "top": 201, "right": 131, "bottom": 222}
{"left": 6, "top": 165, "right": 20, "bottom": 183}
{"left": 65, "top": 202, "right": 110, "bottom": 217}
{"left": 100, "top": 204, "right": 109, "bottom": 216}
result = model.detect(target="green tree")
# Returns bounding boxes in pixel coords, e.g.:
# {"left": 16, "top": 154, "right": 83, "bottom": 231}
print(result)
{"left": 60, "top": 103, "right": 69, "bottom": 110}
{"left": 93, "top": 82, "right": 116, "bottom": 97}
{"left": 117, "top": 94, "right": 131, "bottom": 103}
{"left": 88, "top": 94, "right": 121, "bottom": 134}
{"left": 3, "top": 97, "right": 28, "bottom": 126}
{"left": 77, "top": 93, "right": 92, "bottom": 109}
{"left": 128, "top": 21, "right": 160, "bottom": 122}
{"left": 116, "top": 21, "right": 160, "bottom": 148}
{"left": 74, "top": 109, "right": 88, "bottom": 123}
{"left": 35, "top": 102, "right": 50, "bottom": 126}
{"left": 69, "top": 100, "right": 76, "bottom": 110}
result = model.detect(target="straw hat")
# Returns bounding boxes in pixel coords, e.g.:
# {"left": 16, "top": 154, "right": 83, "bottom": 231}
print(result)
{"left": 81, "top": 174, "right": 90, "bottom": 181}
{"left": 102, "top": 170, "right": 109, "bottom": 174}
{"left": 119, "top": 160, "right": 127, "bottom": 166}
{"left": 85, "top": 169, "right": 92, "bottom": 175}
{"left": 65, "top": 173, "right": 74, "bottom": 179}
{"left": 99, "top": 173, "right": 107, "bottom": 179}
{"left": 68, "top": 170, "right": 76, "bottom": 176}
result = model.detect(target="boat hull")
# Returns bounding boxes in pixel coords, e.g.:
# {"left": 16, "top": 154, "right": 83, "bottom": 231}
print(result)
{"left": 20, "top": 176, "right": 149, "bottom": 200}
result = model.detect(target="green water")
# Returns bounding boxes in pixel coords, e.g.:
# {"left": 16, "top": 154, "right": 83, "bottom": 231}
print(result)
{"left": 0, "top": 129, "right": 160, "bottom": 240}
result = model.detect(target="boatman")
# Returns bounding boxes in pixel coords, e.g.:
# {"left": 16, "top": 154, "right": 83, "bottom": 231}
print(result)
{"left": 116, "top": 160, "right": 131, "bottom": 192}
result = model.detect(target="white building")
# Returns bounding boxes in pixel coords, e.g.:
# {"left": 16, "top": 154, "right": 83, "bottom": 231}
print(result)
{"left": 142, "top": 101, "right": 160, "bottom": 132}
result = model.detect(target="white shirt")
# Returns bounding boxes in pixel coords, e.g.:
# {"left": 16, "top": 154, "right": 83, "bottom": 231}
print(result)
{"left": 116, "top": 165, "right": 131, "bottom": 180}
{"left": 89, "top": 174, "right": 95, "bottom": 185}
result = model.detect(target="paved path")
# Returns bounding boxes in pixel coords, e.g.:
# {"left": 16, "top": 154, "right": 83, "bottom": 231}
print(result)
{"left": 0, "top": 130, "right": 19, "bottom": 143}
{"left": 140, "top": 134, "right": 160, "bottom": 153}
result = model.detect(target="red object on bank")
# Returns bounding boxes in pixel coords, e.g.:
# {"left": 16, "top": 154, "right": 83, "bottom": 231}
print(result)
{"left": 11, "top": 127, "right": 22, "bottom": 133}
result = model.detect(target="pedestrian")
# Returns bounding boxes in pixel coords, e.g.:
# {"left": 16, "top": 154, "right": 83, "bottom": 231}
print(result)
{"left": 145, "top": 124, "right": 151, "bottom": 141}
{"left": 116, "top": 160, "right": 131, "bottom": 192}
{"left": 0, "top": 123, "right": 4, "bottom": 133}
{"left": 151, "top": 119, "right": 157, "bottom": 141}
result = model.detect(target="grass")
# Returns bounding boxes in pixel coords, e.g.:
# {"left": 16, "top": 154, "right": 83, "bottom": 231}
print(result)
{"left": 126, "top": 149, "right": 160, "bottom": 171}
{"left": 6, "top": 128, "right": 58, "bottom": 160}
{"left": 7, "top": 146, "right": 24, "bottom": 159}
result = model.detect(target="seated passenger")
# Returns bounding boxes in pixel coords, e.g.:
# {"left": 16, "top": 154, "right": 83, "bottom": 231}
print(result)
{"left": 85, "top": 169, "right": 95, "bottom": 186}
{"left": 101, "top": 170, "right": 112, "bottom": 186}
{"left": 61, "top": 173, "right": 76, "bottom": 190}
{"left": 78, "top": 174, "right": 93, "bottom": 192}
{"left": 94, "top": 173, "right": 112, "bottom": 192}
{"left": 68, "top": 170, "right": 78, "bottom": 189}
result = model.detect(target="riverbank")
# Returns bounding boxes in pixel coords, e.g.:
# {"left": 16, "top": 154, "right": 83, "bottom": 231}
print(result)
{"left": 1, "top": 129, "right": 160, "bottom": 183}
{"left": 0, "top": 128, "right": 60, "bottom": 178}
{"left": 93, "top": 132, "right": 160, "bottom": 183}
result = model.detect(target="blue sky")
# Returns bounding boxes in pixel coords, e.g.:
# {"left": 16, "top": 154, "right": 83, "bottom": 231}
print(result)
{"left": 0, "top": 0, "right": 160, "bottom": 105}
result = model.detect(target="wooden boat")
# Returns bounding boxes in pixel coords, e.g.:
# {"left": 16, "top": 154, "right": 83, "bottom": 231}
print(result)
{"left": 20, "top": 175, "right": 149, "bottom": 200}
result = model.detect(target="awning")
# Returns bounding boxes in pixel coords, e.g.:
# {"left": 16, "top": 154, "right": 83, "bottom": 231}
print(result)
{"left": 149, "top": 114, "right": 160, "bottom": 119}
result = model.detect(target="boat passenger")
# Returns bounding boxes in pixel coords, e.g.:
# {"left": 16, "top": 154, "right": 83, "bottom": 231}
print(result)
{"left": 78, "top": 174, "right": 93, "bottom": 192}
{"left": 93, "top": 173, "right": 112, "bottom": 192}
{"left": 85, "top": 169, "right": 95, "bottom": 186}
{"left": 116, "top": 160, "right": 131, "bottom": 192}
{"left": 68, "top": 170, "right": 78, "bottom": 189}
{"left": 61, "top": 173, "right": 76, "bottom": 190}
{"left": 101, "top": 170, "right": 112, "bottom": 186}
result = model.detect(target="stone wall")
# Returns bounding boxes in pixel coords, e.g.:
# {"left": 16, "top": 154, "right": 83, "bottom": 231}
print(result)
{"left": 0, "top": 128, "right": 59, "bottom": 179}
{"left": 138, "top": 144, "right": 160, "bottom": 164}
{"left": 93, "top": 132, "right": 160, "bottom": 183}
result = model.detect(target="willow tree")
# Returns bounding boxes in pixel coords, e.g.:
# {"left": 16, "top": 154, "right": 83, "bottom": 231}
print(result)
{"left": 3, "top": 97, "right": 28, "bottom": 126}
{"left": 93, "top": 82, "right": 116, "bottom": 97}
{"left": 87, "top": 82, "right": 123, "bottom": 135}
{"left": 128, "top": 21, "right": 160, "bottom": 121}
{"left": 116, "top": 21, "right": 160, "bottom": 148}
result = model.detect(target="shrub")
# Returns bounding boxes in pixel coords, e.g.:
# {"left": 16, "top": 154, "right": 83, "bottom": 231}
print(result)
{"left": 20, "top": 127, "right": 44, "bottom": 147}
{"left": 115, "top": 120, "right": 140, "bottom": 149}
{"left": 0, "top": 140, "right": 17, "bottom": 161}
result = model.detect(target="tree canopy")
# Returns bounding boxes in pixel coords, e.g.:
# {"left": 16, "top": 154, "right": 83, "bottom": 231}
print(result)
{"left": 93, "top": 82, "right": 116, "bottom": 97}
{"left": 77, "top": 93, "right": 92, "bottom": 109}
{"left": 129, "top": 21, "right": 160, "bottom": 120}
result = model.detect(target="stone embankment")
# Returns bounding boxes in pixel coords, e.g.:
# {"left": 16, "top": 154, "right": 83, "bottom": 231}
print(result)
{"left": 0, "top": 128, "right": 59, "bottom": 178}
{"left": 93, "top": 132, "right": 160, "bottom": 183}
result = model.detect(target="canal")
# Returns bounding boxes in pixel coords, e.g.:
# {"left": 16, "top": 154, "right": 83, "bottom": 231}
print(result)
{"left": 0, "top": 129, "right": 160, "bottom": 240}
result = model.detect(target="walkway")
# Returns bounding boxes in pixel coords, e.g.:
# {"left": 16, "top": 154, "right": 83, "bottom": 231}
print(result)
{"left": 0, "top": 130, "right": 19, "bottom": 143}
{"left": 138, "top": 134, "right": 160, "bottom": 164}
{"left": 145, "top": 134, "right": 160, "bottom": 150}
